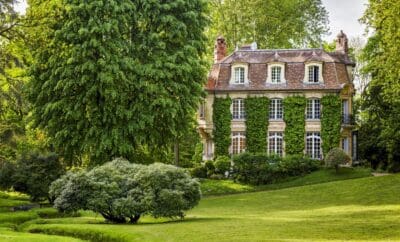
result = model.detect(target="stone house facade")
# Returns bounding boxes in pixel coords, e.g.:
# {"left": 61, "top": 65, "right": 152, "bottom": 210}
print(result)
{"left": 198, "top": 31, "right": 357, "bottom": 161}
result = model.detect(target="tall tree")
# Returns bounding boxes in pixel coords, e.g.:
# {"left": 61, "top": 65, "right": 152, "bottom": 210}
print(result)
{"left": 28, "top": 0, "right": 208, "bottom": 166}
{"left": 207, "top": 0, "right": 329, "bottom": 51}
{"left": 359, "top": 0, "right": 400, "bottom": 170}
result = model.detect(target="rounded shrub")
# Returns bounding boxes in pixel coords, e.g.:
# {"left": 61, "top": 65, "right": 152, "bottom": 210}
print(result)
{"left": 214, "top": 156, "right": 231, "bottom": 175}
{"left": 50, "top": 158, "right": 201, "bottom": 223}
{"left": 324, "top": 148, "right": 351, "bottom": 172}
{"left": 204, "top": 160, "right": 215, "bottom": 177}
{"left": 190, "top": 166, "right": 207, "bottom": 178}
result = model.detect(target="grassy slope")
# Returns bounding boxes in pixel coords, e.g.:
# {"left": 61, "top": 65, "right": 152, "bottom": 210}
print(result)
{"left": 201, "top": 167, "right": 372, "bottom": 196}
{"left": 23, "top": 174, "right": 400, "bottom": 242}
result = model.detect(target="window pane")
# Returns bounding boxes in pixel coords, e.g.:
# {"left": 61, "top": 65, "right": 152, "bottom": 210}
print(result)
{"left": 232, "top": 132, "right": 246, "bottom": 154}
{"left": 269, "top": 99, "right": 283, "bottom": 120}
{"left": 306, "top": 132, "right": 321, "bottom": 159}
{"left": 268, "top": 132, "right": 283, "bottom": 157}
{"left": 307, "top": 99, "right": 320, "bottom": 120}
{"left": 232, "top": 99, "right": 245, "bottom": 119}
{"left": 271, "top": 66, "right": 281, "bottom": 83}
{"left": 314, "top": 99, "right": 320, "bottom": 119}
{"left": 308, "top": 66, "right": 319, "bottom": 83}
{"left": 235, "top": 67, "right": 245, "bottom": 84}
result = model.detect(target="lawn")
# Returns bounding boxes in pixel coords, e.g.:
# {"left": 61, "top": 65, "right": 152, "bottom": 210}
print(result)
{"left": 1, "top": 169, "right": 400, "bottom": 241}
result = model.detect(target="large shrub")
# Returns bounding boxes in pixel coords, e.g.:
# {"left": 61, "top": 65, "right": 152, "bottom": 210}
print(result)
{"left": 50, "top": 159, "right": 201, "bottom": 223}
{"left": 0, "top": 159, "right": 16, "bottom": 190}
{"left": 12, "top": 153, "right": 65, "bottom": 202}
{"left": 214, "top": 156, "right": 231, "bottom": 175}
{"left": 324, "top": 148, "right": 351, "bottom": 172}
{"left": 232, "top": 153, "right": 319, "bottom": 185}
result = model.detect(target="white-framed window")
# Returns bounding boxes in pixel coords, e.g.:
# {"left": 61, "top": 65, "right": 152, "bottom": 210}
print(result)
{"left": 267, "top": 63, "right": 285, "bottom": 84}
{"left": 230, "top": 64, "right": 248, "bottom": 84}
{"left": 268, "top": 132, "right": 283, "bottom": 157}
{"left": 232, "top": 99, "right": 245, "bottom": 120}
{"left": 231, "top": 132, "right": 246, "bottom": 154}
{"left": 306, "top": 99, "right": 320, "bottom": 120}
{"left": 269, "top": 98, "right": 283, "bottom": 120}
{"left": 306, "top": 132, "right": 321, "bottom": 159}
{"left": 304, "top": 63, "right": 323, "bottom": 83}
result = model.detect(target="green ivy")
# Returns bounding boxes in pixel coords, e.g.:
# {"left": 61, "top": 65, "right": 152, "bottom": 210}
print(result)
{"left": 321, "top": 95, "right": 342, "bottom": 155}
{"left": 245, "top": 97, "right": 269, "bottom": 153}
{"left": 213, "top": 97, "right": 232, "bottom": 157}
{"left": 284, "top": 96, "right": 307, "bottom": 155}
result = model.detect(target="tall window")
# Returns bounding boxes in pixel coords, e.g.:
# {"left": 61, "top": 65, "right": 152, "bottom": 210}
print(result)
{"left": 308, "top": 65, "right": 320, "bottom": 83}
{"left": 234, "top": 67, "right": 245, "bottom": 84}
{"left": 271, "top": 66, "right": 282, "bottom": 83}
{"left": 232, "top": 132, "right": 246, "bottom": 154}
{"left": 306, "top": 99, "right": 320, "bottom": 120}
{"left": 342, "top": 137, "right": 350, "bottom": 155}
{"left": 232, "top": 99, "right": 245, "bottom": 119}
{"left": 306, "top": 132, "right": 321, "bottom": 159}
{"left": 268, "top": 132, "right": 283, "bottom": 157}
{"left": 269, "top": 99, "right": 283, "bottom": 120}
{"left": 199, "top": 102, "right": 205, "bottom": 119}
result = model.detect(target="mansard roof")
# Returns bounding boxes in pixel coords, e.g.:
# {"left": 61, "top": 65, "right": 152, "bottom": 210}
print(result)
{"left": 206, "top": 48, "right": 355, "bottom": 92}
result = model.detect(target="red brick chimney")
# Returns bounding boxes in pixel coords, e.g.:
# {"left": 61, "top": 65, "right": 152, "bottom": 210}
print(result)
{"left": 336, "top": 30, "right": 349, "bottom": 54}
{"left": 214, "top": 36, "right": 227, "bottom": 63}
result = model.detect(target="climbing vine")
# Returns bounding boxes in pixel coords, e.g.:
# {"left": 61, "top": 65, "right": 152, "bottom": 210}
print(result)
{"left": 245, "top": 97, "right": 269, "bottom": 153}
{"left": 283, "top": 96, "right": 307, "bottom": 155}
{"left": 213, "top": 97, "right": 232, "bottom": 157}
{"left": 321, "top": 94, "right": 342, "bottom": 155}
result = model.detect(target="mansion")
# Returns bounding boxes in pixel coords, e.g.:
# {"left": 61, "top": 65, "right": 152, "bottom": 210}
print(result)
{"left": 198, "top": 31, "right": 357, "bottom": 161}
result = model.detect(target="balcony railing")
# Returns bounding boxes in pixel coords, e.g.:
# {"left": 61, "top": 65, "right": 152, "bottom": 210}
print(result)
{"left": 342, "top": 114, "right": 355, "bottom": 125}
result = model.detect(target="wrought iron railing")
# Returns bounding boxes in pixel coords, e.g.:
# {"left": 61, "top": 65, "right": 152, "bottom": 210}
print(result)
{"left": 342, "top": 114, "right": 355, "bottom": 125}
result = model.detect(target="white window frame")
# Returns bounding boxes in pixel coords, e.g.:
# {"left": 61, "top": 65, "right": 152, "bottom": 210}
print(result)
{"left": 304, "top": 62, "right": 323, "bottom": 84}
{"left": 306, "top": 132, "right": 321, "bottom": 159}
{"left": 232, "top": 99, "right": 245, "bottom": 120}
{"left": 269, "top": 98, "right": 283, "bottom": 120}
{"left": 230, "top": 63, "right": 249, "bottom": 85}
{"left": 231, "top": 132, "right": 246, "bottom": 155}
{"left": 267, "top": 63, "right": 285, "bottom": 84}
{"left": 268, "top": 132, "right": 283, "bottom": 157}
{"left": 306, "top": 98, "right": 321, "bottom": 120}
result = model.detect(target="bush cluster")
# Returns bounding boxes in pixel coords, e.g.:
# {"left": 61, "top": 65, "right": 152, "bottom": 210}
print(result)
{"left": 50, "top": 159, "right": 201, "bottom": 223}
{"left": 0, "top": 153, "right": 65, "bottom": 202}
{"left": 190, "top": 155, "right": 231, "bottom": 179}
{"left": 232, "top": 153, "right": 319, "bottom": 185}
{"left": 324, "top": 148, "right": 351, "bottom": 172}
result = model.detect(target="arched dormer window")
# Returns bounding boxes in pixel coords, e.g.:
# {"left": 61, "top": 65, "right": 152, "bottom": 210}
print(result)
{"left": 267, "top": 63, "right": 285, "bottom": 84}
{"left": 230, "top": 64, "right": 249, "bottom": 84}
{"left": 304, "top": 62, "right": 323, "bottom": 83}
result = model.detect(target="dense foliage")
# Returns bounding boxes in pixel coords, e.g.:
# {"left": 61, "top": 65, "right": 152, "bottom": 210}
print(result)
{"left": 28, "top": 0, "right": 208, "bottom": 165}
{"left": 245, "top": 97, "right": 269, "bottom": 153}
{"left": 213, "top": 97, "right": 232, "bottom": 157}
{"left": 232, "top": 153, "right": 319, "bottom": 185}
{"left": 283, "top": 96, "right": 306, "bottom": 155}
{"left": 324, "top": 148, "right": 350, "bottom": 172}
{"left": 208, "top": 0, "right": 328, "bottom": 51}
{"left": 50, "top": 159, "right": 201, "bottom": 223}
{"left": 321, "top": 95, "right": 342, "bottom": 155}
{"left": 0, "top": 153, "right": 65, "bottom": 202}
{"left": 359, "top": 0, "right": 400, "bottom": 171}
{"left": 214, "top": 156, "right": 231, "bottom": 175}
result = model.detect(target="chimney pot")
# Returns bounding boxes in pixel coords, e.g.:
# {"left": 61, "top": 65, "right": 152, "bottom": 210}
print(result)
{"left": 214, "top": 36, "right": 227, "bottom": 63}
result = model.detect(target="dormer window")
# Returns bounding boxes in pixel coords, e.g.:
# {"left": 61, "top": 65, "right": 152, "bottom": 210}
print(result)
{"left": 230, "top": 64, "right": 249, "bottom": 85}
{"left": 304, "top": 63, "right": 323, "bottom": 84}
{"left": 234, "top": 67, "right": 245, "bottom": 84}
{"left": 308, "top": 65, "right": 319, "bottom": 83}
{"left": 267, "top": 63, "right": 285, "bottom": 84}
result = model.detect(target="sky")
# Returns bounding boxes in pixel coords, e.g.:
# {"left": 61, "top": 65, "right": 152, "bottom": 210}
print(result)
{"left": 14, "top": 0, "right": 368, "bottom": 41}
{"left": 322, "top": 0, "right": 369, "bottom": 41}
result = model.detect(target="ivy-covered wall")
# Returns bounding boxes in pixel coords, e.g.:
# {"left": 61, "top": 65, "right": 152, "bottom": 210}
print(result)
{"left": 283, "top": 96, "right": 306, "bottom": 155}
{"left": 213, "top": 97, "right": 232, "bottom": 157}
{"left": 245, "top": 97, "right": 270, "bottom": 153}
{"left": 321, "top": 94, "right": 342, "bottom": 155}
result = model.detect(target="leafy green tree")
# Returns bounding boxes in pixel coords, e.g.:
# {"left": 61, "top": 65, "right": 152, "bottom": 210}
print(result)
{"left": 359, "top": 0, "right": 400, "bottom": 170}
{"left": 324, "top": 148, "right": 350, "bottom": 173}
{"left": 28, "top": 0, "right": 208, "bottom": 166}
{"left": 207, "top": 0, "right": 328, "bottom": 52}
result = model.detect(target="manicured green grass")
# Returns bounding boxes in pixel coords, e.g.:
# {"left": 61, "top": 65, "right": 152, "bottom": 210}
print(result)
{"left": 201, "top": 167, "right": 372, "bottom": 196}
{"left": 20, "top": 174, "right": 400, "bottom": 241}
{"left": 0, "top": 227, "right": 84, "bottom": 242}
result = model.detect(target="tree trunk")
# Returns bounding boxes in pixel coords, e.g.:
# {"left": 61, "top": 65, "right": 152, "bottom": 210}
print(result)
{"left": 129, "top": 214, "right": 141, "bottom": 224}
